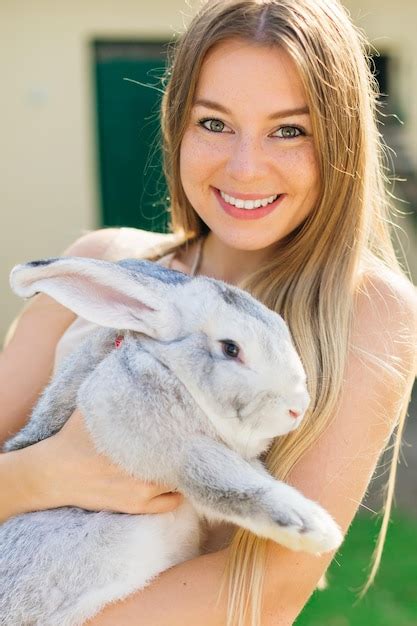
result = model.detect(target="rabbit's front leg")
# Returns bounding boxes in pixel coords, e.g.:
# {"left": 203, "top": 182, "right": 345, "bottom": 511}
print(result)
{"left": 177, "top": 437, "right": 343, "bottom": 554}
{"left": 4, "top": 328, "right": 114, "bottom": 452}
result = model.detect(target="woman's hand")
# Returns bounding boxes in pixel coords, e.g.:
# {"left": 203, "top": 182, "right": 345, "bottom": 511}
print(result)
{"left": 11, "top": 409, "right": 184, "bottom": 518}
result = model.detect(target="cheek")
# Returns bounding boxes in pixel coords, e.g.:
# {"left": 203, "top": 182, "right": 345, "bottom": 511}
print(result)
{"left": 274, "top": 143, "right": 320, "bottom": 192}
{"left": 303, "top": 145, "right": 321, "bottom": 191}
{"left": 180, "top": 132, "right": 200, "bottom": 192}
{"left": 180, "top": 129, "right": 225, "bottom": 182}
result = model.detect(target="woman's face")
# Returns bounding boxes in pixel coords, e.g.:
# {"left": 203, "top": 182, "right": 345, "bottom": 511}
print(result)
{"left": 180, "top": 39, "right": 321, "bottom": 251}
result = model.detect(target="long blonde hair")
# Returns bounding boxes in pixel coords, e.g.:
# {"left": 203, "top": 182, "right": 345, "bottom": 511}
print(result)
{"left": 156, "top": 1, "right": 414, "bottom": 624}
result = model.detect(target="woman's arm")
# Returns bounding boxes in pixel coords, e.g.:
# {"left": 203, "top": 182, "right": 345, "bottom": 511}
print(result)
{"left": 0, "top": 231, "right": 119, "bottom": 523}
{"left": 86, "top": 273, "right": 417, "bottom": 626}
{"left": 0, "top": 409, "right": 183, "bottom": 523}
{"left": 0, "top": 440, "right": 46, "bottom": 522}
{"left": 0, "top": 293, "right": 77, "bottom": 443}
{"left": 0, "top": 228, "right": 121, "bottom": 445}
{"left": 0, "top": 227, "right": 181, "bottom": 523}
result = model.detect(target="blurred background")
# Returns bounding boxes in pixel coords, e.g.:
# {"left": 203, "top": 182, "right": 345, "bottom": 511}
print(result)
{"left": 1, "top": 1, "right": 416, "bottom": 624}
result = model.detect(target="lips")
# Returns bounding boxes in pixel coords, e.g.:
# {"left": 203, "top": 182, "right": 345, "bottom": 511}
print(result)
{"left": 219, "top": 189, "right": 280, "bottom": 210}
{"left": 213, "top": 187, "right": 285, "bottom": 221}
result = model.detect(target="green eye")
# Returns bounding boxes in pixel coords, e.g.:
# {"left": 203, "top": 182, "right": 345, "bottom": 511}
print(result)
{"left": 200, "top": 118, "right": 225, "bottom": 133}
{"left": 275, "top": 126, "right": 304, "bottom": 138}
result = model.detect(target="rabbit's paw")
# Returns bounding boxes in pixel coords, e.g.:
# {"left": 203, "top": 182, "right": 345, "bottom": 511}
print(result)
{"left": 262, "top": 487, "right": 343, "bottom": 554}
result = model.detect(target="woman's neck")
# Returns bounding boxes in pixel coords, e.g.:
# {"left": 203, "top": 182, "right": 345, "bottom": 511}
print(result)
{"left": 198, "top": 233, "right": 274, "bottom": 285}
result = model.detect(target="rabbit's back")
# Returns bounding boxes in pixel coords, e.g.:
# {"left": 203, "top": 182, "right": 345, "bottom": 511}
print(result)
{"left": 78, "top": 335, "right": 219, "bottom": 484}
{"left": 0, "top": 502, "right": 200, "bottom": 626}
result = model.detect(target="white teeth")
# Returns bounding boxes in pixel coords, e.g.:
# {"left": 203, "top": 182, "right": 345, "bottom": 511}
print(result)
{"left": 220, "top": 190, "right": 279, "bottom": 210}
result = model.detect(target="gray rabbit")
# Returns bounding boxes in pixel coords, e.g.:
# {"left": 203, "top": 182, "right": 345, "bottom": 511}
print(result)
{"left": 0, "top": 256, "right": 342, "bottom": 626}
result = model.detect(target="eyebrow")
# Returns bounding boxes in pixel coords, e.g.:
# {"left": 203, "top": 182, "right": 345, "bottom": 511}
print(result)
{"left": 193, "top": 98, "right": 310, "bottom": 120}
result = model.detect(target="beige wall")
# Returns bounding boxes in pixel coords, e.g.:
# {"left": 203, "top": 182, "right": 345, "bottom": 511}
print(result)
{"left": 0, "top": 0, "right": 195, "bottom": 341}
{"left": 1, "top": 0, "right": 416, "bottom": 341}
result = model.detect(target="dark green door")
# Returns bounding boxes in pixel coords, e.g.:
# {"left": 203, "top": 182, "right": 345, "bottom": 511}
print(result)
{"left": 94, "top": 41, "right": 169, "bottom": 232}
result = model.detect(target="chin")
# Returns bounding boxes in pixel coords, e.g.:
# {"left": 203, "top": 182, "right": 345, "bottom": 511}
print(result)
{"left": 193, "top": 197, "right": 308, "bottom": 251}
{"left": 207, "top": 225, "right": 290, "bottom": 252}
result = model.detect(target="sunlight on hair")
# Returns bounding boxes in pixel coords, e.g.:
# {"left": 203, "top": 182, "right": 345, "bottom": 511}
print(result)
{"left": 154, "top": 0, "right": 416, "bottom": 624}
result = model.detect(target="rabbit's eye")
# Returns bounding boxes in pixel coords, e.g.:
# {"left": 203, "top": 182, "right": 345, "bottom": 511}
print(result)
{"left": 220, "top": 340, "right": 240, "bottom": 359}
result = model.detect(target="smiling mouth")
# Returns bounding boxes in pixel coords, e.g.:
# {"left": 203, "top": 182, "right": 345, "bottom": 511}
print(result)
{"left": 218, "top": 189, "right": 282, "bottom": 210}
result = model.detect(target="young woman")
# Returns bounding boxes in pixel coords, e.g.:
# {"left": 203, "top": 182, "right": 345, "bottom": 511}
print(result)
{"left": 1, "top": 1, "right": 416, "bottom": 624}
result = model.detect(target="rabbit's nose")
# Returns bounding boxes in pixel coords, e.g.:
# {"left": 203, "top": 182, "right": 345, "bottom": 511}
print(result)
{"left": 287, "top": 390, "right": 310, "bottom": 420}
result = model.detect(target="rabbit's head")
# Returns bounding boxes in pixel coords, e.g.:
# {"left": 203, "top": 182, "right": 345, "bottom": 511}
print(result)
{"left": 10, "top": 257, "right": 309, "bottom": 456}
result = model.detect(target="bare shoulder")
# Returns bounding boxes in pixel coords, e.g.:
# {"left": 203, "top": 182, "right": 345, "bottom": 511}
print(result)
{"left": 63, "top": 228, "right": 120, "bottom": 258}
{"left": 284, "top": 268, "right": 416, "bottom": 533}
{"left": 63, "top": 227, "right": 180, "bottom": 261}
{"left": 352, "top": 267, "right": 417, "bottom": 372}
{"left": 355, "top": 266, "right": 417, "bottom": 324}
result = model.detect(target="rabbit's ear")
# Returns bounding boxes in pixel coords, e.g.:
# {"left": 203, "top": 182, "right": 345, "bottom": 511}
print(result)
{"left": 10, "top": 257, "right": 188, "bottom": 339}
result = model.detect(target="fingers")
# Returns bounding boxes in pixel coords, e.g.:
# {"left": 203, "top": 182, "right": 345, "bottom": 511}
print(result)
{"left": 53, "top": 409, "right": 184, "bottom": 515}
{"left": 145, "top": 491, "right": 185, "bottom": 514}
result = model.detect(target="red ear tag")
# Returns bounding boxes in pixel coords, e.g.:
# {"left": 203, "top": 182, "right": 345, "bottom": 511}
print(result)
{"left": 114, "top": 335, "right": 124, "bottom": 349}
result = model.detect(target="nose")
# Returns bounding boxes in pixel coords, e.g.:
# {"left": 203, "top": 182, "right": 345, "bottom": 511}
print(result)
{"left": 225, "top": 136, "right": 269, "bottom": 182}
{"left": 288, "top": 389, "right": 310, "bottom": 420}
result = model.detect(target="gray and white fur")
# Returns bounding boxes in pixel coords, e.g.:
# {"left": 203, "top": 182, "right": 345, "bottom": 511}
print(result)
{"left": 0, "top": 257, "right": 343, "bottom": 625}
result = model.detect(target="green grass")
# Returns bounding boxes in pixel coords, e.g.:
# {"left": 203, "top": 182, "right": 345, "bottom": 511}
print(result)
{"left": 295, "top": 512, "right": 417, "bottom": 626}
